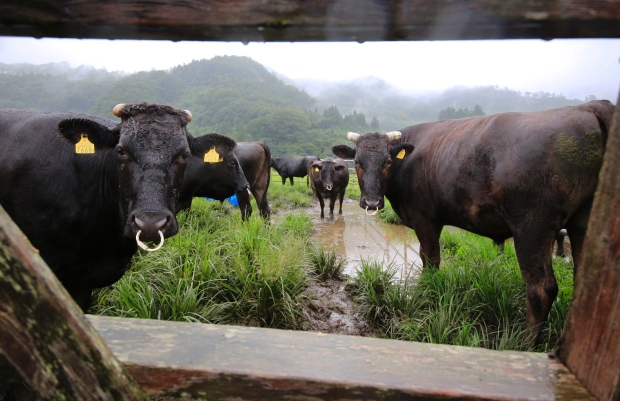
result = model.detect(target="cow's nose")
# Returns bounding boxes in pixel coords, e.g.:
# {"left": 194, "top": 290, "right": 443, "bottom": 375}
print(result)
{"left": 362, "top": 198, "right": 381, "bottom": 210}
{"left": 133, "top": 211, "right": 173, "bottom": 240}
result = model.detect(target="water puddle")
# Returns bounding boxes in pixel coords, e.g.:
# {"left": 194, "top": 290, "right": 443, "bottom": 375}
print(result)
{"left": 306, "top": 201, "right": 423, "bottom": 278}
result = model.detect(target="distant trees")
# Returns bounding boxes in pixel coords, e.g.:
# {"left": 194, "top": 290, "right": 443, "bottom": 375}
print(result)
{"left": 438, "top": 104, "right": 486, "bottom": 120}
{"left": 0, "top": 57, "right": 592, "bottom": 158}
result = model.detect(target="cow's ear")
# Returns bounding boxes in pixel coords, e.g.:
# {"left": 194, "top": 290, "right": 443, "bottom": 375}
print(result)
{"left": 189, "top": 133, "right": 236, "bottom": 157}
{"left": 390, "top": 143, "right": 414, "bottom": 161}
{"left": 310, "top": 160, "right": 322, "bottom": 170}
{"left": 332, "top": 145, "right": 355, "bottom": 159}
{"left": 57, "top": 118, "right": 119, "bottom": 148}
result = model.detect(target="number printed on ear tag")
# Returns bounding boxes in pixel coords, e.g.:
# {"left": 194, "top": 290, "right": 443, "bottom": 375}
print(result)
{"left": 204, "top": 147, "right": 223, "bottom": 163}
{"left": 314, "top": 167, "right": 319, "bottom": 172}
{"left": 75, "top": 135, "right": 95, "bottom": 154}
{"left": 396, "top": 149, "right": 406, "bottom": 160}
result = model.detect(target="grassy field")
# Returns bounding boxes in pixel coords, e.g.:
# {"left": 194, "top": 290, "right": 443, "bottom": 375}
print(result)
{"left": 92, "top": 173, "right": 572, "bottom": 353}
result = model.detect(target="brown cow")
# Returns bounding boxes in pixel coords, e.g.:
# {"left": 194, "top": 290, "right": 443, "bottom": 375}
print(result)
{"left": 333, "top": 100, "right": 614, "bottom": 343}
{"left": 309, "top": 157, "right": 349, "bottom": 220}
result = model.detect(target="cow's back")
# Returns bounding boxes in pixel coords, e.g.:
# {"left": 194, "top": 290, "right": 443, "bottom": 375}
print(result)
{"left": 391, "top": 100, "right": 612, "bottom": 236}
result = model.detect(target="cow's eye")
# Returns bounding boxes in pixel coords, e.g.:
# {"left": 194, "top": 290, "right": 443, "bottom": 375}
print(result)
{"left": 385, "top": 159, "right": 392, "bottom": 168}
{"left": 181, "top": 151, "right": 190, "bottom": 160}
{"left": 116, "top": 146, "right": 126, "bottom": 156}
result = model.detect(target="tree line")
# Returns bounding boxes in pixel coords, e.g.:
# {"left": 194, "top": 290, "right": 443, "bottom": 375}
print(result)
{"left": 0, "top": 57, "right": 593, "bottom": 157}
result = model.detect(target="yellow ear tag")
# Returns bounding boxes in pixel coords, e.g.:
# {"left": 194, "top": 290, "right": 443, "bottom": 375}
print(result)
{"left": 396, "top": 149, "right": 406, "bottom": 160}
{"left": 75, "top": 135, "right": 95, "bottom": 154}
{"left": 314, "top": 167, "right": 319, "bottom": 172}
{"left": 203, "top": 147, "right": 223, "bottom": 163}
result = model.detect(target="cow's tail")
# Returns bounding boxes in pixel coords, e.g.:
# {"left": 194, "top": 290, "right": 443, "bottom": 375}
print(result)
{"left": 259, "top": 142, "right": 272, "bottom": 217}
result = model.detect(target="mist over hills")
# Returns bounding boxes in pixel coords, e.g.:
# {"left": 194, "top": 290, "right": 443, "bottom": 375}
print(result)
{"left": 0, "top": 56, "right": 601, "bottom": 156}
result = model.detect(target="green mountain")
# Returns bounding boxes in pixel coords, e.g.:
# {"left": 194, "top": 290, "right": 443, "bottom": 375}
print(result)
{"left": 0, "top": 56, "right": 600, "bottom": 157}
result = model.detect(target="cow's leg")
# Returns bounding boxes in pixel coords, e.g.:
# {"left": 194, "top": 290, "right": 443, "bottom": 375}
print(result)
{"left": 512, "top": 231, "right": 558, "bottom": 344}
{"left": 415, "top": 221, "right": 442, "bottom": 269}
{"left": 290, "top": 177, "right": 294, "bottom": 185}
{"left": 317, "top": 193, "right": 325, "bottom": 219}
{"left": 236, "top": 190, "right": 252, "bottom": 221}
{"left": 555, "top": 230, "right": 566, "bottom": 258}
{"left": 338, "top": 191, "right": 345, "bottom": 215}
{"left": 494, "top": 240, "right": 505, "bottom": 255}
{"left": 281, "top": 177, "right": 286, "bottom": 185}
{"left": 328, "top": 193, "right": 337, "bottom": 220}
{"left": 565, "top": 201, "right": 592, "bottom": 276}
{"left": 65, "top": 283, "right": 93, "bottom": 312}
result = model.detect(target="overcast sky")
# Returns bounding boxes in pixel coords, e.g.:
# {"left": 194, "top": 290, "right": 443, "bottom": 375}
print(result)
{"left": 1, "top": 36, "right": 619, "bottom": 101}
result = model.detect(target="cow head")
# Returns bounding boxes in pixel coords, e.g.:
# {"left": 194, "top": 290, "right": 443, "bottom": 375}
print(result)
{"left": 333, "top": 131, "right": 413, "bottom": 212}
{"left": 311, "top": 157, "right": 346, "bottom": 191}
{"left": 177, "top": 133, "right": 250, "bottom": 212}
{"left": 57, "top": 102, "right": 215, "bottom": 249}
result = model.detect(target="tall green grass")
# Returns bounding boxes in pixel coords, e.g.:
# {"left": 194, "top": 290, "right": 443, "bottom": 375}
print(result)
{"left": 347, "top": 230, "right": 573, "bottom": 352}
{"left": 92, "top": 199, "right": 315, "bottom": 329}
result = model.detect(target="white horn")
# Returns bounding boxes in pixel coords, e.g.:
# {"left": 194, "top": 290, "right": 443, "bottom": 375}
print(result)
{"left": 386, "top": 131, "right": 402, "bottom": 140}
{"left": 347, "top": 132, "right": 360, "bottom": 142}
{"left": 112, "top": 104, "right": 125, "bottom": 117}
{"left": 184, "top": 110, "right": 192, "bottom": 122}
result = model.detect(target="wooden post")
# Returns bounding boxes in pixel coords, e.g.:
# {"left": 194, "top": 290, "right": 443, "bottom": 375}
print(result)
{"left": 0, "top": 206, "right": 149, "bottom": 400}
{"left": 557, "top": 98, "right": 620, "bottom": 400}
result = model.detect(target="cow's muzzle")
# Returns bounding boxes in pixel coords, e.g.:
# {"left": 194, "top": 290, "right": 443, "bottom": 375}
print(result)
{"left": 360, "top": 197, "right": 383, "bottom": 214}
{"left": 325, "top": 184, "right": 333, "bottom": 191}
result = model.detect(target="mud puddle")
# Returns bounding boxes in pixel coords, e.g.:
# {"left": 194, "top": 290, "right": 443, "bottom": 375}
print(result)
{"left": 306, "top": 200, "right": 423, "bottom": 279}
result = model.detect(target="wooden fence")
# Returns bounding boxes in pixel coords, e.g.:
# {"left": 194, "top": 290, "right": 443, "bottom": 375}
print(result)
{"left": 1, "top": 1, "right": 619, "bottom": 399}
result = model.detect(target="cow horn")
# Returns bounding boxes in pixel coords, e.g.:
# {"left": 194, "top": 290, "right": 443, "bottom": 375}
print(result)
{"left": 386, "top": 131, "right": 402, "bottom": 140}
{"left": 347, "top": 132, "right": 360, "bottom": 142}
{"left": 184, "top": 110, "right": 192, "bottom": 122}
{"left": 113, "top": 104, "right": 125, "bottom": 117}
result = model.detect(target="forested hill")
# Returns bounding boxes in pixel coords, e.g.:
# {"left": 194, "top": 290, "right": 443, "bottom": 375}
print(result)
{"left": 0, "top": 56, "right": 597, "bottom": 156}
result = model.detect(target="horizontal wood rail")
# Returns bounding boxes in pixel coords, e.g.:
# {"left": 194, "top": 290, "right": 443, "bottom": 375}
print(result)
{"left": 0, "top": 0, "right": 619, "bottom": 42}
{"left": 88, "top": 314, "right": 594, "bottom": 400}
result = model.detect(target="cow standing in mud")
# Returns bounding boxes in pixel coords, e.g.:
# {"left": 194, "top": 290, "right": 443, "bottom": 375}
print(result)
{"left": 309, "top": 157, "right": 349, "bottom": 220}
{"left": 0, "top": 103, "right": 231, "bottom": 311}
{"left": 333, "top": 100, "right": 614, "bottom": 343}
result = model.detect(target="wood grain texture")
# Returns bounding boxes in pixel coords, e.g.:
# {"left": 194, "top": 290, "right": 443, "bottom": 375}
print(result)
{"left": 89, "top": 314, "right": 595, "bottom": 400}
{"left": 557, "top": 100, "right": 620, "bottom": 401}
{"left": 0, "top": 206, "right": 149, "bottom": 401}
{"left": 0, "top": 0, "right": 619, "bottom": 42}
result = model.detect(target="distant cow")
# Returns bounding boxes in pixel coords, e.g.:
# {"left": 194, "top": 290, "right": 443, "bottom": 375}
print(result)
{"left": 333, "top": 100, "right": 614, "bottom": 343}
{"left": 0, "top": 103, "right": 230, "bottom": 311}
{"left": 178, "top": 141, "right": 272, "bottom": 219}
{"left": 271, "top": 156, "right": 320, "bottom": 186}
{"left": 309, "top": 157, "right": 349, "bottom": 219}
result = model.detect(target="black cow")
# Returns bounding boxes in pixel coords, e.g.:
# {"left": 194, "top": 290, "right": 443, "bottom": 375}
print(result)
{"left": 177, "top": 136, "right": 251, "bottom": 218}
{"left": 177, "top": 141, "right": 272, "bottom": 219}
{"left": 309, "top": 157, "right": 349, "bottom": 220}
{"left": 271, "top": 156, "right": 320, "bottom": 186}
{"left": 0, "top": 103, "right": 229, "bottom": 311}
{"left": 333, "top": 100, "right": 614, "bottom": 343}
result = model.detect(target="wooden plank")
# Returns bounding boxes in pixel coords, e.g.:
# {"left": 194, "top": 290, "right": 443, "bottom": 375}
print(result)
{"left": 557, "top": 101, "right": 620, "bottom": 400}
{"left": 0, "top": 206, "right": 149, "bottom": 400}
{"left": 88, "top": 314, "right": 594, "bottom": 400}
{"left": 0, "top": 0, "right": 619, "bottom": 42}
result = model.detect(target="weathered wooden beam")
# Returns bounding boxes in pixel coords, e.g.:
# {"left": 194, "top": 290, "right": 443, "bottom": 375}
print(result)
{"left": 557, "top": 100, "right": 620, "bottom": 400}
{"left": 88, "top": 314, "right": 594, "bottom": 400}
{"left": 0, "top": 0, "right": 619, "bottom": 42}
{"left": 0, "top": 206, "right": 149, "bottom": 400}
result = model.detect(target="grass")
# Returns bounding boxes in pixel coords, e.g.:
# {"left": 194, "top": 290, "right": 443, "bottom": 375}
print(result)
{"left": 347, "top": 230, "right": 573, "bottom": 352}
{"left": 91, "top": 199, "right": 315, "bottom": 329}
{"left": 92, "top": 178, "right": 574, "bottom": 354}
